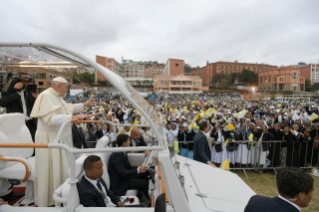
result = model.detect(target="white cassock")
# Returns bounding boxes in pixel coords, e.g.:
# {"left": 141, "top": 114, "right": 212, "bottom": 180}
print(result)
{"left": 30, "top": 88, "right": 85, "bottom": 207}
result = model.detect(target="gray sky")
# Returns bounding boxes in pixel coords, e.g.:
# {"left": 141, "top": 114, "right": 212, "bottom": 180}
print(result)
{"left": 1, "top": 0, "right": 319, "bottom": 67}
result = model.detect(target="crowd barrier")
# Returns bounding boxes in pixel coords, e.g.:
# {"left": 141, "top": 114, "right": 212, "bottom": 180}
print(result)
{"left": 175, "top": 139, "right": 319, "bottom": 178}
{"left": 86, "top": 138, "right": 319, "bottom": 178}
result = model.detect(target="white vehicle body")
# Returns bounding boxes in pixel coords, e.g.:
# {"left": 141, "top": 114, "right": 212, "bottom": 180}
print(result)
{"left": 0, "top": 43, "right": 255, "bottom": 212}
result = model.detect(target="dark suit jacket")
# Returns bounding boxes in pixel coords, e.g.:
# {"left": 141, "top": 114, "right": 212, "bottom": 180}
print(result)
{"left": 245, "top": 195, "right": 299, "bottom": 212}
{"left": 130, "top": 135, "right": 147, "bottom": 147}
{"left": 108, "top": 152, "right": 139, "bottom": 196}
{"left": 78, "top": 176, "right": 120, "bottom": 207}
{"left": 254, "top": 131, "right": 274, "bottom": 151}
{"left": 193, "top": 131, "right": 211, "bottom": 164}
{"left": 71, "top": 124, "right": 88, "bottom": 149}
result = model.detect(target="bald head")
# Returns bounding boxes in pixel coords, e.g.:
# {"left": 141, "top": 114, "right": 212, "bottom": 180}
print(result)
{"left": 130, "top": 128, "right": 140, "bottom": 141}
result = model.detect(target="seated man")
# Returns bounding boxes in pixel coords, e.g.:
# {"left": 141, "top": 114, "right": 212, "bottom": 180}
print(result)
{"left": 108, "top": 134, "right": 150, "bottom": 200}
{"left": 79, "top": 155, "right": 141, "bottom": 207}
{"left": 130, "top": 128, "right": 150, "bottom": 156}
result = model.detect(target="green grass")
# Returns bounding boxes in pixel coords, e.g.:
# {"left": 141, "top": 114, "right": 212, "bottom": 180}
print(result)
{"left": 233, "top": 170, "right": 319, "bottom": 212}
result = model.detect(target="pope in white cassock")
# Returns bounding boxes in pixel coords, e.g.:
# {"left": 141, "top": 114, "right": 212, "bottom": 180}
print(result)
{"left": 30, "top": 77, "right": 95, "bottom": 207}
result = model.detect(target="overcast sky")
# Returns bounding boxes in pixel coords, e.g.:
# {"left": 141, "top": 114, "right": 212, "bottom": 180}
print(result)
{"left": 1, "top": 0, "right": 319, "bottom": 67}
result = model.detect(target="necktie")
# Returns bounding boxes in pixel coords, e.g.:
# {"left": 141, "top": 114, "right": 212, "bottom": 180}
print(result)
{"left": 97, "top": 180, "right": 104, "bottom": 193}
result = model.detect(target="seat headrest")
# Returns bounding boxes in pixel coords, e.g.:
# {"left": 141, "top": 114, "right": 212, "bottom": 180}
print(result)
{"left": 96, "top": 136, "right": 110, "bottom": 148}
{"left": 0, "top": 113, "right": 26, "bottom": 134}
{"left": 68, "top": 155, "right": 88, "bottom": 178}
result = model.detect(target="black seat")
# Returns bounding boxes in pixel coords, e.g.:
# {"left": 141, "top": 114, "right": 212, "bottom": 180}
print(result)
{"left": 155, "top": 193, "right": 166, "bottom": 212}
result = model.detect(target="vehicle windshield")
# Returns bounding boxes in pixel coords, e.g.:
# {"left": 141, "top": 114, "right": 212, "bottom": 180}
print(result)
{"left": 0, "top": 45, "right": 166, "bottom": 147}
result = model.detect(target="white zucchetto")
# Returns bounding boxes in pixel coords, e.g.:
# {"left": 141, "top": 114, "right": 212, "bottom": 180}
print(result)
{"left": 52, "top": 77, "right": 68, "bottom": 83}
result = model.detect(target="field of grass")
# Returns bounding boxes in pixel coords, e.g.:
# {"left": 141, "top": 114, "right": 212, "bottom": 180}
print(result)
{"left": 234, "top": 170, "right": 319, "bottom": 212}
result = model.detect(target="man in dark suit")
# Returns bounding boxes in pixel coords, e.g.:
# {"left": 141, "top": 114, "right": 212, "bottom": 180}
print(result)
{"left": 108, "top": 134, "right": 150, "bottom": 199}
{"left": 245, "top": 167, "right": 314, "bottom": 212}
{"left": 79, "top": 155, "right": 141, "bottom": 207}
{"left": 193, "top": 121, "right": 217, "bottom": 168}
{"left": 130, "top": 128, "right": 149, "bottom": 157}
{"left": 72, "top": 121, "right": 88, "bottom": 149}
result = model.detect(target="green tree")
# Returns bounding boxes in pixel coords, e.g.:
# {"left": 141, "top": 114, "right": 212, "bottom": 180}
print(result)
{"left": 136, "top": 80, "right": 141, "bottom": 86}
{"left": 72, "top": 73, "right": 81, "bottom": 84}
{"left": 79, "top": 72, "right": 95, "bottom": 84}
{"left": 240, "top": 69, "right": 258, "bottom": 85}
{"left": 312, "top": 82, "right": 319, "bottom": 91}
{"left": 219, "top": 78, "right": 230, "bottom": 89}
{"left": 305, "top": 79, "right": 311, "bottom": 91}
{"left": 230, "top": 72, "right": 241, "bottom": 84}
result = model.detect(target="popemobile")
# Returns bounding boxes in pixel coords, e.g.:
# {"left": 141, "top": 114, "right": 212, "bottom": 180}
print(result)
{"left": 0, "top": 43, "right": 255, "bottom": 212}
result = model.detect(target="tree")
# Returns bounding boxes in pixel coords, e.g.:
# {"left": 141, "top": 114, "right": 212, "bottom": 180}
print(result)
{"left": 72, "top": 73, "right": 81, "bottom": 84}
{"left": 305, "top": 79, "right": 311, "bottom": 91}
{"left": 143, "top": 80, "right": 151, "bottom": 85}
{"left": 240, "top": 69, "right": 258, "bottom": 85}
{"left": 136, "top": 80, "right": 141, "bottom": 86}
{"left": 312, "top": 82, "right": 319, "bottom": 91}
{"left": 230, "top": 72, "right": 241, "bottom": 84}
{"left": 79, "top": 72, "right": 95, "bottom": 84}
{"left": 219, "top": 78, "right": 230, "bottom": 89}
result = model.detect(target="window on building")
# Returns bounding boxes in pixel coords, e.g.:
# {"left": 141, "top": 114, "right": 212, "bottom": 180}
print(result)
{"left": 160, "top": 81, "right": 167, "bottom": 85}
{"left": 269, "top": 77, "right": 271, "bottom": 82}
{"left": 171, "top": 81, "right": 178, "bottom": 85}
{"left": 261, "top": 68, "right": 263, "bottom": 71}
{"left": 248, "top": 67, "right": 250, "bottom": 70}
{"left": 38, "top": 81, "right": 44, "bottom": 86}
{"left": 234, "top": 66, "right": 237, "bottom": 70}
{"left": 182, "top": 81, "right": 190, "bottom": 85}
{"left": 193, "top": 82, "right": 200, "bottom": 85}
{"left": 225, "top": 66, "right": 228, "bottom": 69}
{"left": 253, "top": 67, "right": 255, "bottom": 71}
{"left": 230, "top": 66, "right": 232, "bottom": 69}
{"left": 175, "top": 63, "right": 179, "bottom": 67}
{"left": 260, "top": 77, "right": 262, "bottom": 83}
{"left": 221, "top": 66, "right": 223, "bottom": 69}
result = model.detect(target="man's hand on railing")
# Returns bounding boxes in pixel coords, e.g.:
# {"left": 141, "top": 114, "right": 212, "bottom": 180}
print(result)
{"left": 72, "top": 114, "right": 84, "bottom": 120}
{"left": 144, "top": 150, "right": 150, "bottom": 157}
{"left": 208, "top": 161, "right": 217, "bottom": 168}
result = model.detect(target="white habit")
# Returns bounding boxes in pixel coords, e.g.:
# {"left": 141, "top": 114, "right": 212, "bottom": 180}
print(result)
{"left": 30, "top": 88, "right": 85, "bottom": 207}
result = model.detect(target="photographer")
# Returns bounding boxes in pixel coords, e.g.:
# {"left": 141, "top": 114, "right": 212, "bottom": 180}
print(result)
{"left": 0, "top": 72, "right": 38, "bottom": 142}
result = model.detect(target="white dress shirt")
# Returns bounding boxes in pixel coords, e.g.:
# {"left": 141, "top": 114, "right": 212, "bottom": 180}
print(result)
{"left": 84, "top": 175, "right": 116, "bottom": 207}
{"left": 19, "top": 90, "right": 31, "bottom": 121}
{"left": 278, "top": 195, "right": 301, "bottom": 212}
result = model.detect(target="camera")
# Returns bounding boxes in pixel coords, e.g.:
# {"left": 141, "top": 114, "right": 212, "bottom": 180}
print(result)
{"left": 0, "top": 72, "right": 34, "bottom": 93}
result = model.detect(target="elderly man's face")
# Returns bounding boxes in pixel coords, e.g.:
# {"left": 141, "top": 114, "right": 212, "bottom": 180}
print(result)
{"left": 56, "top": 83, "right": 69, "bottom": 97}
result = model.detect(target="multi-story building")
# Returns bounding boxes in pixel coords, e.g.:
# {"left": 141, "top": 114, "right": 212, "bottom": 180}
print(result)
{"left": 258, "top": 66, "right": 305, "bottom": 92}
{"left": 96, "top": 55, "right": 164, "bottom": 82}
{"left": 190, "top": 61, "right": 277, "bottom": 86}
{"left": 144, "top": 68, "right": 163, "bottom": 78}
{"left": 153, "top": 74, "right": 207, "bottom": 93}
{"left": 96, "top": 56, "right": 123, "bottom": 82}
{"left": 300, "top": 64, "right": 319, "bottom": 84}
{"left": 162, "top": 59, "right": 184, "bottom": 76}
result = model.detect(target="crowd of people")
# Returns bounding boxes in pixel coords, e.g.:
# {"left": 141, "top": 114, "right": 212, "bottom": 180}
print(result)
{"left": 67, "top": 92, "right": 319, "bottom": 174}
